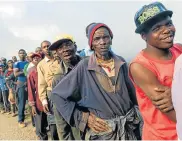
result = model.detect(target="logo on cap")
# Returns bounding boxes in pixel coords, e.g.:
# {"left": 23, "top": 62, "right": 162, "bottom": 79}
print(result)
{"left": 138, "top": 6, "right": 160, "bottom": 24}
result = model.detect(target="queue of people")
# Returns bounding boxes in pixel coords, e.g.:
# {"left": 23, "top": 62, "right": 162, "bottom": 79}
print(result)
{"left": 0, "top": 1, "right": 182, "bottom": 140}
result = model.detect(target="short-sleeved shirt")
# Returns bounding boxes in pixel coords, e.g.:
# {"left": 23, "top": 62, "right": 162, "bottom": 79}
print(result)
{"left": 129, "top": 44, "right": 182, "bottom": 140}
{"left": 14, "top": 61, "right": 28, "bottom": 82}
{"left": 0, "top": 75, "right": 7, "bottom": 91}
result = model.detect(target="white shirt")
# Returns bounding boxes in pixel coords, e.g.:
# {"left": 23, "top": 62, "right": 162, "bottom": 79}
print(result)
{"left": 172, "top": 54, "right": 182, "bottom": 139}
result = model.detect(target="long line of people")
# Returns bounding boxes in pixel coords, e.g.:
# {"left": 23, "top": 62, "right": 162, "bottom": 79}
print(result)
{"left": 0, "top": 1, "right": 182, "bottom": 140}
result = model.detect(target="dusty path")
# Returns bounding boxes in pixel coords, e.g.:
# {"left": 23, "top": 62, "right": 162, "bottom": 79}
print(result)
{"left": 0, "top": 113, "right": 37, "bottom": 140}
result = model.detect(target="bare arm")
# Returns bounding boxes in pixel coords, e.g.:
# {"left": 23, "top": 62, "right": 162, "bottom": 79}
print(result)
{"left": 13, "top": 68, "right": 24, "bottom": 77}
{"left": 130, "top": 63, "right": 176, "bottom": 122}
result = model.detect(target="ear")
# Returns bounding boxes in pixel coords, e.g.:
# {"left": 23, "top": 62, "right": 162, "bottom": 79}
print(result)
{"left": 141, "top": 32, "right": 147, "bottom": 42}
{"left": 110, "top": 39, "right": 112, "bottom": 45}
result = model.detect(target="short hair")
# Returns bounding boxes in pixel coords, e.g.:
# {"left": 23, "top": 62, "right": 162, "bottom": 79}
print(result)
{"left": 35, "top": 47, "right": 41, "bottom": 50}
{"left": 18, "top": 49, "right": 26, "bottom": 53}
{"left": 7, "top": 60, "right": 13, "bottom": 63}
{"left": 86, "top": 22, "right": 96, "bottom": 34}
{"left": 41, "top": 40, "right": 51, "bottom": 47}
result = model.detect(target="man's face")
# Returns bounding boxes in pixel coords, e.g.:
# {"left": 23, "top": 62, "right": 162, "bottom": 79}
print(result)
{"left": 12, "top": 56, "right": 17, "bottom": 62}
{"left": 92, "top": 27, "right": 112, "bottom": 57}
{"left": 32, "top": 56, "right": 41, "bottom": 65}
{"left": 51, "top": 50, "right": 60, "bottom": 61}
{"left": 35, "top": 48, "right": 42, "bottom": 54}
{"left": 41, "top": 41, "right": 51, "bottom": 56}
{"left": 56, "top": 40, "right": 76, "bottom": 63}
{"left": 144, "top": 16, "right": 175, "bottom": 49}
{"left": 26, "top": 56, "right": 32, "bottom": 62}
{"left": 18, "top": 50, "right": 26, "bottom": 60}
{"left": 8, "top": 61, "right": 13, "bottom": 68}
{"left": 0, "top": 67, "right": 3, "bottom": 72}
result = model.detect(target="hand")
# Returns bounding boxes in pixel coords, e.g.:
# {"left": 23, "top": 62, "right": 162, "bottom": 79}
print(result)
{"left": 32, "top": 106, "right": 37, "bottom": 116}
{"left": 153, "top": 87, "right": 173, "bottom": 112}
{"left": 9, "top": 88, "right": 13, "bottom": 92}
{"left": 87, "top": 113, "right": 110, "bottom": 133}
{"left": 43, "top": 104, "right": 49, "bottom": 113}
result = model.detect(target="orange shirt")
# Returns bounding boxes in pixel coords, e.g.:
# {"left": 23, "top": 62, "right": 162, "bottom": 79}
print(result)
{"left": 129, "top": 44, "right": 182, "bottom": 140}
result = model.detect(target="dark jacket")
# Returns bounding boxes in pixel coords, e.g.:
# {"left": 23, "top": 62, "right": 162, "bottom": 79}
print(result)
{"left": 51, "top": 52, "right": 137, "bottom": 132}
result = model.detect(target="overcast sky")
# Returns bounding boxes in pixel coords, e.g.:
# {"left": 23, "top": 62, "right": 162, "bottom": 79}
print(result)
{"left": 0, "top": 0, "right": 181, "bottom": 61}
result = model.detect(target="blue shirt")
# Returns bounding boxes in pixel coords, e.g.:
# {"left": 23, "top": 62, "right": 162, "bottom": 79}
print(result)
{"left": 14, "top": 61, "right": 28, "bottom": 82}
{"left": 0, "top": 75, "right": 7, "bottom": 91}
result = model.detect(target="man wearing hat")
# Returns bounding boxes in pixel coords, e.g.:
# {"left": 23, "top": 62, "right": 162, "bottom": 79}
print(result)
{"left": 129, "top": 2, "right": 182, "bottom": 140}
{"left": 37, "top": 40, "right": 59, "bottom": 140}
{"left": 49, "top": 34, "right": 82, "bottom": 140}
{"left": 27, "top": 53, "right": 48, "bottom": 140}
{"left": 51, "top": 23, "right": 142, "bottom": 140}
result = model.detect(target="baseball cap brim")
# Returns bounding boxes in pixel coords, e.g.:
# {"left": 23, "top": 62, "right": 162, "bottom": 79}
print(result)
{"left": 49, "top": 39, "right": 72, "bottom": 50}
{"left": 135, "top": 10, "right": 173, "bottom": 33}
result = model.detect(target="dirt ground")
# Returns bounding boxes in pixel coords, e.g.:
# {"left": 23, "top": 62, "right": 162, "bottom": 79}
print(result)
{"left": 0, "top": 112, "right": 37, "bottom": 140}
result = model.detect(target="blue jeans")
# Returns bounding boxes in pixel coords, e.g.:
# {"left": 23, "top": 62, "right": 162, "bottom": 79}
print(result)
{"left": 17, "top": 86, "right": 27, "bottom": 122}
{"left": 2, "top": 90, "right": 10, "bottom": 112}
{"left": 0, "top": 89, "right": 4, "bottom": 110}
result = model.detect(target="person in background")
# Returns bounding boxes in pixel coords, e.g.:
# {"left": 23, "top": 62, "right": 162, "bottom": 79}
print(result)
{"left": 79, "top": 22, "right": 96, "bottom": 57}
{"left": 129, "top": 2, "right": 182, "bottom": 140}
{"left": 12, "top": 56, "right": 18, "bottom": 63}
{"left": 49, "top": 34, "right": 82, "bottom": 140}
{"left": 37, "top": 40, "right": 59, "bottom": 140}
{"left": 4, "top": 60, "right": 17, "bottom": 117}
{"left": 24, "top": 52, "right": 34, "bottom": 76}
{"left": 35, "top": 47, "right": 44, "bottom": 59}
{"left": 172, "top": 51, "right": 182, "bottom": 140}
{"left": 14, "top": 49, "right": 28, "bottom": 128}
{"left": 0, "top": 63, "right": 10, "bottom": 114}
{"left": 1, "top": 57, "right": 7, "bottom": 70}
{"left": 51, "top": 50, "right": 60, "bottom": 61}
{"left": 28, "top": 53, "right": 48, "bottom": 140}
{"left": 24, "top": 52, "right": 36, "bottom": 130}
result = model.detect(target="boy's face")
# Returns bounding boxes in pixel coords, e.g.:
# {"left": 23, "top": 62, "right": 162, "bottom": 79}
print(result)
{"left": 19, "top": 50, "right": 26, "bottom": 60}
{"left": 32, "top": 56, "right": 41, "bottom": 65}
{"left": 143, "top": 16, "right": 175, "bottom": 50}
{"left": 8, "top": 61, "right": 13, "bottom": 68}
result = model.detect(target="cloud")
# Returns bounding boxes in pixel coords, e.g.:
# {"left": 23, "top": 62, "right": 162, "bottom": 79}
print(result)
{"left": 0, "top": 3, "right": 25, "bottom": 19}
{"left": 9, "top": 24, "right": 60, "bottom": 41}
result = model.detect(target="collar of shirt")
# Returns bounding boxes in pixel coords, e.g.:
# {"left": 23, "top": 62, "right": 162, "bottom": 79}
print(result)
{"left": 61, "top": 55, "right": 82, "bottom": 74}
{"left": 44, "top": 56, "right": 51, "bottom": 63}
{"left": 87, "top": 51, "right": 125, "bottom": 77}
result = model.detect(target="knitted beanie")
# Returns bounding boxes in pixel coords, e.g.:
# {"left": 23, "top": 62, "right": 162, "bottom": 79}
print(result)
{"left": 87, "top": 23, "right": 113, "bottom": 49}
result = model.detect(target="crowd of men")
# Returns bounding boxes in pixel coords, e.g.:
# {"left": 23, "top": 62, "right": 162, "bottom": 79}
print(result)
{"left": 0, "top": 1, "right": 182, "bottom": 140}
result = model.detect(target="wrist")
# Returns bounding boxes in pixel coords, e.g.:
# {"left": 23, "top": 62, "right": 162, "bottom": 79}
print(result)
{"left": 42, "top": 99, "right": 48, "bottom": 106}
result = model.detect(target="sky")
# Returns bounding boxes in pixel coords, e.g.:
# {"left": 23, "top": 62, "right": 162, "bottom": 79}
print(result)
{"left": 0, "top": 0, "right": 181, "bottom": 61}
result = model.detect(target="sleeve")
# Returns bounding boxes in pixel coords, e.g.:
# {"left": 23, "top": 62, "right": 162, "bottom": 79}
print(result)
{"left": 51, "top": 62, "right": 89, "bottom": 132}
{"left": 28, "top": 71, "right": 36, "bottom": 106}
{"left": 37, "top": 63, "right": 48, "bottom": 104}
{"left": 23, "top": 64, "right": 28, "bottom": 76}
{"left": 172, "top": 55, "right": 182, "bottom": 139}
{"left": 13, "top": 62, "right": 19, "bottom": 70}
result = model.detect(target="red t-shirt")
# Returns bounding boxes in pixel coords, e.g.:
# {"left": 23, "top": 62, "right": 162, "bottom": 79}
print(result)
{"left": 129, "top": 44, "right": 182, "bottom": 140}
